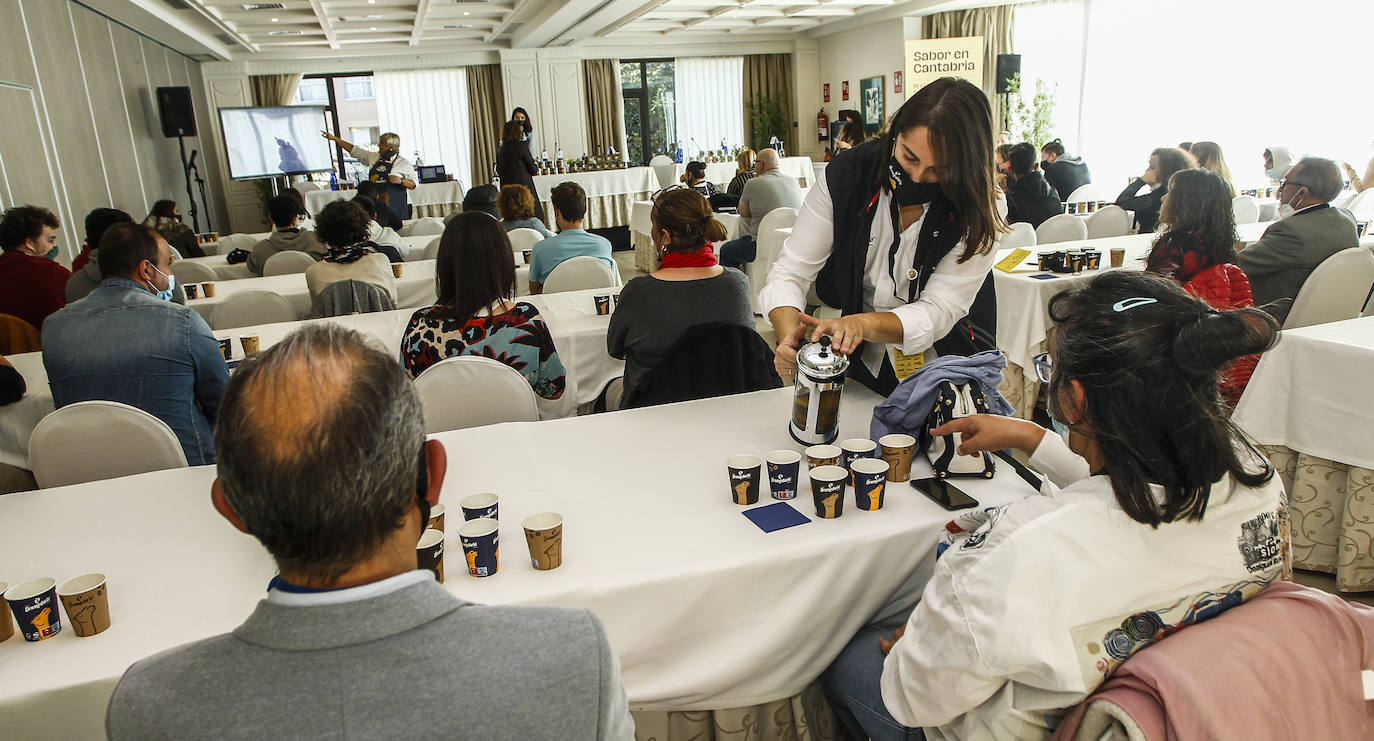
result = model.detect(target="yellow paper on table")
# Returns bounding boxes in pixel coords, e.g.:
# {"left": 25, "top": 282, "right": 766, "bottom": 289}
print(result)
{"left": 995, "top": 248, "right": 1032, "bottom": 273}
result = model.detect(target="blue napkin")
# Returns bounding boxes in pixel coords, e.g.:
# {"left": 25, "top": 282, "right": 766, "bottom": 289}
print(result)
{"left": 742, "top": 502, "right": 810, "bottom": 533}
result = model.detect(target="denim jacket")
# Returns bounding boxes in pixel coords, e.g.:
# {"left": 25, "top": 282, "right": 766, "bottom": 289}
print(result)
{"left": 41, "top": 278, "right": 229, "bottom": 465}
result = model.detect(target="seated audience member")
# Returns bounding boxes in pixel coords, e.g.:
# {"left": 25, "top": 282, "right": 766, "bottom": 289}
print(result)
{"left": 821, "top": 270, "right": 1286, "bottom": 741}
{"left": 680, "top": 162, "right": 722, "bottom": 197}
{"left": 1263, "top": 146, "right": 1294, "bottom": 183}
{"left": 1343, "top": 141, "right": 1374, "bottom": 193}
{"left": 305, "top": 200, "right": 397, "bottom": 303}
{"left": 1146, "top": 169, "right": 1241, "bottom": 284}
{"left": 400, "top": 212, "right": 565, "bottom": 406}
{"left": 1238, "top": 157, "right": 1359, "bottom": 323}
{"left": 66, "top": 207, "right": 133, "bottom": 302}
{"left": 0, "top": 354, "right": 23, "bottom": 406}
{"left": 833, "top": 122, "right": 865, "bottom": 154}
{"left": 1040, "top": 139, "right": 1091, "bottom": 202}
{"left": 609, "top": 189, "right": 753, "bottom": 404}
{"left": 527, "top": 182, "right": 614, "bottom": 294}
{"left": 497, "top": 184, "right": 553, "bottom": 238}
{"left": 351, "top": 194, "right": 405, "bottom": 262}
{"left": 282, "top": 187, "right": 314, "bottom": 229}
{"left": 1004, "top": 143, "right": 1063, "bottom": 228}
{"left": 355, "top": 181, "right": 402, "bottom": 232}
{"left": 1116, "top": 147, "right": 1197, "bottom": 233}
{"left": 728, "top": 149, "right": 756, "bottom": 196}
{"left": 1178, "top": 141, "right": 1193, "bottom": 152}
{"left": 105, "top": 324, "right": 633, "bottom": 741}
{"left": 717, "top": 148, "right": 804, "bottom": 270}
{"left": 142, "top": 199, "right": 204, "bottom": 258}
{"left": 42, "top": 223, "right": 228, "bottom": 465}
{"left": 460, "top": 184, "right": 500, "bottom": 221}
{"left": 995, "top": 143, "right": 1016, "bottom": 190}
{"left": 0, "top": 205, "right": 69, "bottom": 331}
{"left": 1190, "top": 141, "right": 1237, "bottom": 198}
{"left": 248, "top": 195, "right": 326, "bottom": 276}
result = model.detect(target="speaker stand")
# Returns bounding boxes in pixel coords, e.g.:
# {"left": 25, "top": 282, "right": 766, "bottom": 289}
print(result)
{"left": 189, "top": 158, "right": 212, "bottom": 233}
{"left": 176, "top": 133, "right": 201, "bottom": 234}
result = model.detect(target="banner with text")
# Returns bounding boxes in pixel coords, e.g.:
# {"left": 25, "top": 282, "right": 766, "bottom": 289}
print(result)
{"left": 905, "top": 36, "right": 984, "bottom": 93}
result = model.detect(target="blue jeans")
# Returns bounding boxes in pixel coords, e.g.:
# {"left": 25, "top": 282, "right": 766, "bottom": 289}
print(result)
{"left": 821, "top": 619, "right": 925, "bottom": 741}
{"left": 718, "top": 234, "right": 756, "bottom": 269}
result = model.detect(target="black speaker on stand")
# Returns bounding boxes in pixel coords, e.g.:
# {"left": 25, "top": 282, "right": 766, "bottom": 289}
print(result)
{"left": 155, "top": 86, "right": 210, "bottom": 234}
{"left": 995, "top": 54, "right": 1021, "bottom": 133}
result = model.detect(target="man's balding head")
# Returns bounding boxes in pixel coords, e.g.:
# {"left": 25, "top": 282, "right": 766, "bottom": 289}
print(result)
{"left": 1287, "top": 157, "right": 1343, "bottom": 205}
{"left": 213, "top": 324, "right": 427, "bottom": 583}
{"left": 756, "top": 148, "right": 780, "bottom": 173}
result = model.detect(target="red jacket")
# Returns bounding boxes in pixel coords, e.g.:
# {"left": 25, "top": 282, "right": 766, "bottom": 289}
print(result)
{"left": 72, "top": 244, "right": 94, "bottom": 272}
{"left": 1182, "top": 263, "right": 1259, "bottom": 407}
{"left": 0, "top": 249, "right": 70, "bottom": 331}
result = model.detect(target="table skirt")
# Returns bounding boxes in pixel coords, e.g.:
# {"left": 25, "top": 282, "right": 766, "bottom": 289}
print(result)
{"left": 633, "top": 682, "right": 839, "bottom": 740}
{"left": 540, "top": 193, "right": 642, "bottom": 231}
{"left": 413, "top": 202, "right": 461, "bottom": 219}
{"left": 1264, "top": 444, "right": 1374, "bottom": 592}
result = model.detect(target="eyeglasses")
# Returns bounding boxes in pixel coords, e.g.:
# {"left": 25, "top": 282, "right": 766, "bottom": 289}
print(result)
{"left": 1278, "top": 179, "right": 1309, "bottom": 193}
{"left": 1032, "top": 352, "right": 1053, "bottom": 384}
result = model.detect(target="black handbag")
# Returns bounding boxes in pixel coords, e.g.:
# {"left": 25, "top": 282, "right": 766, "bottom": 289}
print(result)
{"left": 224, "top": 248, "right": 250, "bottom": 265}
{"left": 924, "top": 380, "right": 995, "bottom": 479}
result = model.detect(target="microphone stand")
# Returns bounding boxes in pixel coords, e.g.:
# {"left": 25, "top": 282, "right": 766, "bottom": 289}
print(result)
{"left": 188, "top": 152, "right": 212, "bottom": 233}
{"left": 176, "top": 132, "right": 201, "bottom": 233}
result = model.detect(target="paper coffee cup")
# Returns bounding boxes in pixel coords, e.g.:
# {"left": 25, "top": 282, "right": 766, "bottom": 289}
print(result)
{"left": 765, "top": 450, "right": 801, "bottom": 500}
{"left": 840, "top": 438, "right": 878, "bottom": 486}
{"left": 417, "top": 528, "right": 445, "bottom": 583}
{"left": 851, "top": 458, "right": 890, "bottom": 511}
{"left": 391, "top": 263, "right": 403, "bottom": 278}
{"left": 202, "top": 282, "right": 216, "bottom": 298}
{"left": 810, "top": 465, "right": 848, "bottom": 519}
{"left": 460, "top": 493, "right": 498, "bottom": 521}
{"left": 879, "top": 434, "right": 916, "bottom": 482}
{"left": 57, "top": 573, "right": 111, "bottom": 637}
{"left": 458, "top": 518, "right": 499, "bottom": 577}
{"left": 805, "top": 444, "right": 841, "bottom": 469}
{"left": 1110, "top": 247, "right": 1126, "bottom": 268}
{"left": 522, "top": 249, "right": 532, "bottom": 264}
{"left": 240, "top": 335, "right": 260, "bottom": 356}
{"left": 217, "top": 338, "right": 232, "bottom": 361}
{"left": 594, "top": 295, "right": 611, "bottom": 315}
{"left": 727, "top": 454, "right": 762, "bottom": 505}
{"left": 522, "top": 512, "right": 563, "bottom": 571}
{"left": 427, "top": 503, "right": 446, "bottom": 533}
{"left": 0, "top": 582, "right": 11, "bottom": 643}
{"left": 5, "top": 578, "right": 61, "bottom": 642}
{"left": 184, "top": 284, "right": 199, "bottom": 300}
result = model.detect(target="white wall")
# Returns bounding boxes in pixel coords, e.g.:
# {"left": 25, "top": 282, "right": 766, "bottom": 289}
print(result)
{"left": 817, "top": 17, "right": 918, "bottom": 140}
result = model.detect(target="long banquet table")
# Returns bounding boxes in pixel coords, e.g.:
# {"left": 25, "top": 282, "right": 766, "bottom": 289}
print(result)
{"left": 652, "top": 156, "right": 815, "bottom": 191}
{"left": 304, "top": 181, "right": 467, "bottom": 219}
{"left": 0, "top": 383, "right": 1032, "bottom": 739}
{"left": 530, "top": 167, "right": 658, "bottom": 230}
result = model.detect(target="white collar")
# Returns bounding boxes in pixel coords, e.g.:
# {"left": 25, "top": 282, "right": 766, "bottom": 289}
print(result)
{"left": 266, "top": 569, "right": 433, "bottom": 607}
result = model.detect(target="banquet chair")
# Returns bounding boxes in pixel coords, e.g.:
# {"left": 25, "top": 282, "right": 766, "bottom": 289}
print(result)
{"left": 262, "top": 250, "right": 317, "bottom": 276}
{"left": 507, "top": 227, "right": 545, "bottom": 254}
{"left": 1085, "top": 205, "right": 1132, "bottom": 239}
{"left": 310, "top": 279, "right": 394, "bottom": 318}
{"left": 649, "top": 155, "right": 674, "bottom": 167}
{"left": 28, "top": 400, "right": 188, "bottom": 488}
{"left": 999, "top": 222, "right": 1037, "bottom": 250}
{"left": 543, "top": 256, "right": 619, "bottom": 293}
{"left": 1064, "top": 184, "right": 1099, "bottom": 204}
{"left": 423, "top": 236, "right": 443, "bottom": 260}
{"left": 1283, "top": 247, "right": 1374, "bottom": 329}
{"left": 746, "top": 207, "right": 799, "bottom": 313}
{"left": 413, "top": 355, "right": 540, "bottom": 433}
{"left": 217, "top": 233, "right": 259, "bottom": 255}
{"left": 401, "top": 218, "right": 445, "bottom": 237}
{"left": 211, "top": 290, "right": 297, "bottom": 330}
{"left": 1346, "top": 189, "right": 1374, "bottom": 224}
{"left": 623, "top": 322, "right": 782, "bottom": 409}
{"left": 170, "top": 260, "right": 217, "bottom": 285}
{"left": 0, "top": 313, "right": 40, "bottom": 354}
{"left": 1231, "top": 195, "right": 1260, "bottom": 225}
{"left": 1035, "top": 214, "right": 1088, "bottom": 244}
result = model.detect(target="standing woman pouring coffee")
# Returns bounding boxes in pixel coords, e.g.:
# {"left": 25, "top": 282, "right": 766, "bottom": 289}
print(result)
{"left": 759, "top": 77, "right": 1005, "bottom": 396}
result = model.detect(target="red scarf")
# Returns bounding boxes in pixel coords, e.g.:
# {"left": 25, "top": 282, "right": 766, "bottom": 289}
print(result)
{"left": 659, "top": 244, "right": 719, "bottom": 269}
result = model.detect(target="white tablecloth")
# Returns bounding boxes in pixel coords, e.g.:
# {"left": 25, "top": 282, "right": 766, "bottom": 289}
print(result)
{"left": 0, "top": 384, "right": 1032, "bottom": 737}
{"left": 305, "top": 181, "right": 467, "bottom": 219}
{"left": 630, "top": 201, "right": 746, "bottom": 272}
{"left": 0, "top": 353, "right": 46, "bottom": 469}
{"left": 176, "top": 254, "right": 253, "bottom": 281}
{"left": 530, "top": 167, "right": 657, "bottom": 230}
{"left": 654, "top": 156, "right": 815, "bottom": 190}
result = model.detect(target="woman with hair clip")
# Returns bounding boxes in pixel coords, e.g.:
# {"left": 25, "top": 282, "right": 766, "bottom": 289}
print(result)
{"left": 821, "top": 271, "right": 1287, "bottom": 740}
{"left": 759, "top": 76, "right": 1006, "bottom": 396}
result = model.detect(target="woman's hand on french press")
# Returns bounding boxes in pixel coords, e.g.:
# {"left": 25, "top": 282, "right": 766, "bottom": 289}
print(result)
{"left": 797, "top": 313, "right": 866, "bottom": 355}
{"left": 773, "top": 321, "right": 809, "bottom": 380}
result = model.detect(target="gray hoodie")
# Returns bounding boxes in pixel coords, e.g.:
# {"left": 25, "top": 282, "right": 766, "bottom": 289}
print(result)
{"left": 248, "top": 228, "right": 326, "bottom": 276}
{"left": 65, "top": 254, "right": 103, "bottom": 302}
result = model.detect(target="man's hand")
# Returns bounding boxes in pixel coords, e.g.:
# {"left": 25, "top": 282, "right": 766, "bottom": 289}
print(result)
{"left": 774, "top": 320, "right": 808, "bottom": 380}
{"left": 930, "top": 414, "right": 1045, "bottom": 456}
{"left": 879, "top": 624, "right": 906, "bottom": 655}
{"left": 388, "top": 174, "right": 403, "bottom": 185}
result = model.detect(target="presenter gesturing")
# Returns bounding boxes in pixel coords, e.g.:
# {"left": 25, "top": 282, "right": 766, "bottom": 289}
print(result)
{"left": 758, "top": 77, "right": 1005, "bottom": 395}
{"left": 322, "top": 130, "right": 416, "bottom": 223}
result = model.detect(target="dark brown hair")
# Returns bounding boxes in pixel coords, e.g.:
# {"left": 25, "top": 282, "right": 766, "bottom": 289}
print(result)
{"left": 0, "top": 205, "right": 60, "bottom": 251}
{"left": 1151, "top": 147, "right": 1198, "bottom": 189}
{"left": 501, "top": 120, "right": 524, "bottom": 144}
{"left": 650, "top": 188, "right": 727, "bottom": 254}
{"left": 497, "top": 184, "right": 536, "bottom": 221}
{"left": 550, "top": 182, "right": 587, "bottom": 222}
{"left": 315, "top": 200, "right": 371, "bottom": 248}
{"left": 877, "top": 77, "right": 1004, "bottom": 261}
{"left": 1159, "top": 169, "right": 1238, "bottom": 267}
{"left": 435, "top": 211, "right": 515, "bottom": 320}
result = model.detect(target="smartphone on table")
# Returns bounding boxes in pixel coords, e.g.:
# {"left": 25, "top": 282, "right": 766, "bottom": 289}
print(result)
{"left": 911, "top": 477, "right": 979, "bottom": 511}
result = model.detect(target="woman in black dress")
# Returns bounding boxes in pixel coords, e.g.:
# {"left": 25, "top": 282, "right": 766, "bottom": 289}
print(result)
{"left": 496, "top": 120, "right": 544, "bottom": 223}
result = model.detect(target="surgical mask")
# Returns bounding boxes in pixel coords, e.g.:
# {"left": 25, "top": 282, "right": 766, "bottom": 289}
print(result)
{"left": 147, "top": 264, "right": 176, "bottom": 302}
{"left": 887, "top": 157, "right": 944, "bottom": 206}
{"left": 1047, "top": 405, "right": 1072, "bottom": 445}
{"left": 44, "top": 244, "right": 59, "bottom": 261}
{"left": 1276, "top": 191, "right": 1301, "bottom": 220}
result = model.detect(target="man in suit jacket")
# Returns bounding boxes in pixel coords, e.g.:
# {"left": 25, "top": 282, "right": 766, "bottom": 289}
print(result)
{"left": 105, "top": 324, "right": 635, "bottom": 741}
{"left": 1238, "top": 157, "right": 1359, "bottom": 323}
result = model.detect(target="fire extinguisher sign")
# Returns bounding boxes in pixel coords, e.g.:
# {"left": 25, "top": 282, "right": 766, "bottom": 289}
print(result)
{"left": 823, "top": 83, "right": 830, "bottom": 103}
{"left": 842, "top": 81, "right": 849, "bottom": 101}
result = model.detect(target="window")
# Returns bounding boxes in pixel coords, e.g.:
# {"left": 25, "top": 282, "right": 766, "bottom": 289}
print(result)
{"left": 621, "top": 60, "right": 676, "bottom": 166}
{"left": 342, "top": 76, "right": 375, "bottom": 100}
{"left": 349, "top": 126, "right": 380, "bottom": 145}
{"left": 674, "top": 57, "right": 744, "bottom": 160}
{"left": 289, "top": 73, "right": 379, "bottom": 182}
{"left": 294, "top": 78, "right": 328, "bottom": 103}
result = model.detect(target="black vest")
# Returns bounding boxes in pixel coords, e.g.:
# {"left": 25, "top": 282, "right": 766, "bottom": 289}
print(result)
{"left": 814, "top": 140, "right": 998, "bottom": 394}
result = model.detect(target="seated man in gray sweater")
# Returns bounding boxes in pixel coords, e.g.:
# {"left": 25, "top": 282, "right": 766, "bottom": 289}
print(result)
{"left": 717, "top": 148, "right": 802, "bottom": 269}
{"left": 247, "top": 194, "right": 326, "bottom": 275}
{"left": 106, "top": 324, "right": 635, "bottom": 741}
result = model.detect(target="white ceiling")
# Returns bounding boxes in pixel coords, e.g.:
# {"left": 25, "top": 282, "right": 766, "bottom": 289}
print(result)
{"left": 133, "top": 0, "right": 951, "bottom": 60}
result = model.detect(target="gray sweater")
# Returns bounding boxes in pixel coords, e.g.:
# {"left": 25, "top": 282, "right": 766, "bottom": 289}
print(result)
{"left": 608, "top": 267, "right": 755, "bottom": 399}
{"left": 248, "top": 228, "right": 326, "bottom": 276}
{"left": 503, "top": 217, "right": 553, "bottom": 238}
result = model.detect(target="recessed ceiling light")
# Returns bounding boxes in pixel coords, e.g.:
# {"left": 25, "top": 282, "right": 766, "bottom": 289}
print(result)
{"left": 370, "top": 26, "right": 377, "bottom": 30}
{"left": 462, "top": 10, "right": 470, "bottom": 15}
{"left": 269, "top": 17, "right": 279, "bottom": 22}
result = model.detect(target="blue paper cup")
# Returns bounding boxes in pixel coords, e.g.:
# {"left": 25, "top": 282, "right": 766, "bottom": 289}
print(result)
{"left": 765, "top": 450, "right": 801, "bottom": 500}
{"left": 5, "top": 578, "right": 61, "bottom": 642}
{"left": 851, "top": 458, "right": 890, "bottom": 511}
{"left": 417, "top": 528, "right": 445, "bottom": 583}
{"left": 840, "top": 438, "right": 877, "bottom": 487}
{"left": 458, "top": 518, "right": 499, "bottom": 577}
{"left": 810, "top": 465, "right": 848, "bottom": 519}
{"left": 727, "top": 455, "right": 762, "bottom": 505}
{"left": 460, "top": 493, "right": 499, "bottom": 522}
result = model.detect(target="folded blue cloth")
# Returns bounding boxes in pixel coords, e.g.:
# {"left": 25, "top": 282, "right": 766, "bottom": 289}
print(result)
{"left": 869, "top": 350, "right": 1015, "bottom": 440}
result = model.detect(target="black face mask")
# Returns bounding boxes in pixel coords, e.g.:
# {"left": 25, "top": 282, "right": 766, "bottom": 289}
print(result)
{"left": 887, "top": 157, "right": 944, "bottom": 206}
{"left": 519, "top": 119, "right": 532, "bottom": 134}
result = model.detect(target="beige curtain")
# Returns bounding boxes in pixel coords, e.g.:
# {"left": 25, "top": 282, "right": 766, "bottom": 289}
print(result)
{"left": 583, "top": 59, "right": 625, "bottom": 157}
{"left": 742, "top": 54, "right": 794, "bottom": 151}
{"left": 249, "top": 74, "right": 302, "bottom": 107}
{"left": 465, "top": 64, "right": 505, "bottom": 188}
{"left": 921, "top": 5, "right": 1015, "bottom": 132}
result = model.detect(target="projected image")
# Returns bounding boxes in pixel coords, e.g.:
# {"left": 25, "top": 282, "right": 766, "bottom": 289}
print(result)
{"left": 219, "top": 106, "right": 333, "bottom": 179}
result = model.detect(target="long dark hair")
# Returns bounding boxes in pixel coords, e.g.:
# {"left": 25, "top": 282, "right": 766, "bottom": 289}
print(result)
{"left": 1046, "top": 271, "right": 1279, "bottom": 527}
{"left": 1158, "top": 169, "right": 1238, "bottom": 267}
{"left": 875, "top": 77, "right": 1004, "bottom": 261}
{"left": 150, "top": 200, "right": 178, "bottom": 219}
{"left": 435, "top": 211, "right": 515, "bottom": 320}
{"left": 501, "top": 121, "right": 524, "bottom": 144}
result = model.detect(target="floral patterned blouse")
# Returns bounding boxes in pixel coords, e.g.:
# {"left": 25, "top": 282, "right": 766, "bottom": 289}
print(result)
{"left": 400, "top": 301, "right": 567, "bottom": 401}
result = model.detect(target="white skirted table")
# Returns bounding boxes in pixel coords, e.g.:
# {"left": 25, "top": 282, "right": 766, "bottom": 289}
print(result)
{"left": 530, "top": 167, "right": 658, "bottom": 230}
{"left": 0, "top": 384, "right": 1033, "bottom": 740}
{"left": 1232, "top": 316, "right": 1374, "bottom": 592}
{"left": 304, "top": 181, "right": 467, "bottom": 219}
{"left": 653, "top": 156, "right": 816, "bottom": 191}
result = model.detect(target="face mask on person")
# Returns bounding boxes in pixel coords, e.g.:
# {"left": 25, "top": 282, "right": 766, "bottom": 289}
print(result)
{"left": 146, "top": 263, "right": 176, "bottom": 302}
{"left": 1048, "top": 408, "right": 1072, "bottom": 444}
{"left": 44, "top": 244, "right": 59, "bottom": 261}
{"left": 1276, "top": 189, "right": 1303, "bottom": 220}
{"left": 887, "top": 157, "right": 944, "bottom": 206}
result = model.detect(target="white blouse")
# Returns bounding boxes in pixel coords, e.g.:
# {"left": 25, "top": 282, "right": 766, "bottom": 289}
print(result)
{"left": 756, "top": 168, "right": 1002, "bottom": 375}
